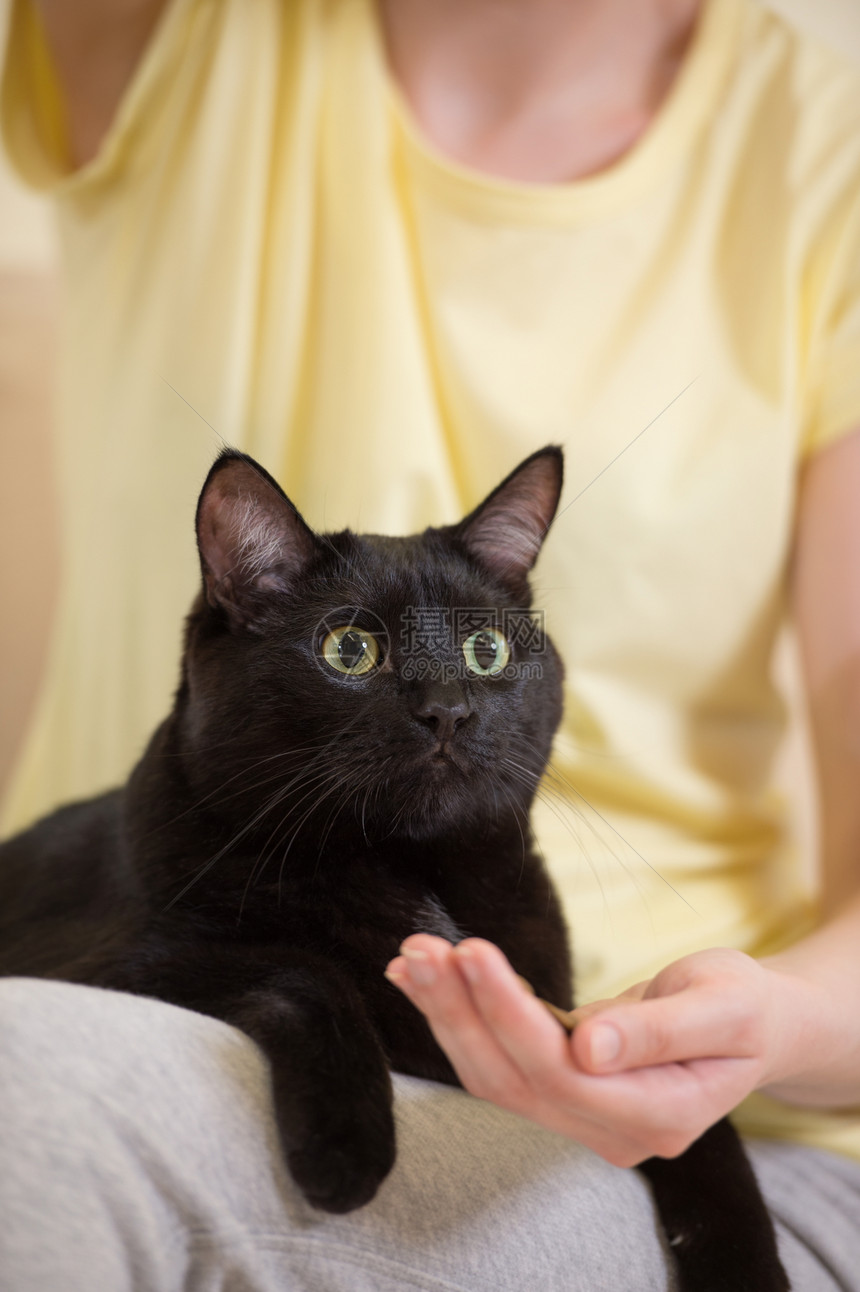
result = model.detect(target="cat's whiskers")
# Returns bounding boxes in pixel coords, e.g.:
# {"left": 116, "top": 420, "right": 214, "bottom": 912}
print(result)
{"left": 489, "top": 765, "right": 530, "bottom": 880}
{"left": 145, "top": 738, "right": 357, "bottom": 840}
{"left": 273, "top": 764, "right": 380, "bottom": 897}
{"left": 368, "top": 762, "right": 393, "bottom": 833}
{"left": 358, "top": 758, "right": 395, "bottom": 845}
{"left": 143, "top": 747, "right": 305, "bottom": 840}
{"left": 384, "top": 793, "right": 411, "bottom": 839}
{"left": 497, "top": 755, "right": 613, "bottom": 912}
{"left": 242, "top": 727, "right": 384, "bottom": 877}
{"left": 535, "top": 764, "right": 654, "bottom": 917}
{"left": 542, "top": 759, "right": 696, "bottom": 914}
{"left": 171, "top": 681, "right": 385, "bottom": 828}
{"left": 360, "top": 781, "right": 372, "bottom": 844}
{"left": 510, "top": 756, "right": 628, "bottom": 894}
{"left": 163, "top": 754, "right": 351, "bottom": 911}
{"left": 237, "top": 764, "right": 349, "bottom": 915}
{"left": 498, "top": 750, "right": 695, "bottom": 923}
{"left": 254, "top": 748, "right": 388, "bottom": 898}
{"left": 313, "top": 762, "right": 384, "bottom": 870}
{"left": 238, "top": 700, "right": 389, "bottom": 893}
{"left": 221, "top": 740, "right": 368, "bottom": 811}
{"left": 164, "top": 701, "right": 388, "bottom": 909}
{"left": 243, "top": 774, "right": 344, "bottom": 910}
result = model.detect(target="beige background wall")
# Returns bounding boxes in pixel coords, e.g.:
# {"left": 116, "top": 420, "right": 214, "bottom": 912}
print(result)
{"left": 1, "top": 0, "right": 859, "bottom": 826}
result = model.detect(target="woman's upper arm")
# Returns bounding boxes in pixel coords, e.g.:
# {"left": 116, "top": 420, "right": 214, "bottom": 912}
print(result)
{"left": 792, "top": 426, "right": 860, "bottom": 910}
{"left": 32, "top": 1, "right": 169, "bottom": 166}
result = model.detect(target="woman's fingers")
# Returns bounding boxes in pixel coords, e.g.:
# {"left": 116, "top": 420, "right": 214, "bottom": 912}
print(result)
{"left": 451, "top": 939, "right": 574, "bottom": 1076}
{"left": 386, "top": 935, "right": 532, "bottom": 1107}
{"left": 573, "top": 953, "right": 768, "bottom": 1075}
{"left": 574, "top": 994, "right": 757, "bottom": 1074}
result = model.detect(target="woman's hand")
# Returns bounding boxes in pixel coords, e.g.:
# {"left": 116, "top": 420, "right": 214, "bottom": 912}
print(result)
{"left": 385, "top": 934, "right": 821, "bottom": 1165}
{"left": 383, "top": 429, "right": 860, "bottom": 1162}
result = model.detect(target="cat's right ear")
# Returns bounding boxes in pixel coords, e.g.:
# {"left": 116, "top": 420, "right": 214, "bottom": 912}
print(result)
{"left": 195, "top": 451, "right": 321, "bottom": 628}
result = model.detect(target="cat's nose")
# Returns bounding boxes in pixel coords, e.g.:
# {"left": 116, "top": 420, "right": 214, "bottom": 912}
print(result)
{"left": 410, "top": 681, "right": 472, "bottom": 742}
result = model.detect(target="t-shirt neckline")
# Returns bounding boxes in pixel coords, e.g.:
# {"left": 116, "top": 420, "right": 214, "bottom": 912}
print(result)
{"left": 379, "top": 0, "right": 742, "bottom": 224}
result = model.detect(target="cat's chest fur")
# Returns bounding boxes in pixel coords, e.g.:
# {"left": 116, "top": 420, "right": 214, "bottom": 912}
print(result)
{"left": 136, "top": 814, "right": 571, "bottom": 1041}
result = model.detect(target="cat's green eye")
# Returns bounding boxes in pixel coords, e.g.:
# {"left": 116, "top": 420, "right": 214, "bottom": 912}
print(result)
{"left": 322, "top": 626, "right": 380, "bottom": 676}
{"left": 462, "top": 628, "right": 510, "bottom": 677}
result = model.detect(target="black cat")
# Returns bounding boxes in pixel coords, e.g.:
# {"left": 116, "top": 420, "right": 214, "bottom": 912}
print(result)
{"left": 0, "top": 448, "right": 788, "bottom": 1290}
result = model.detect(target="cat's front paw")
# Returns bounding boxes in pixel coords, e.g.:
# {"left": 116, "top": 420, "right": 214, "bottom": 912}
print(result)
{"left": 288, "top": 1119, "right": 397, "bottom": 1214}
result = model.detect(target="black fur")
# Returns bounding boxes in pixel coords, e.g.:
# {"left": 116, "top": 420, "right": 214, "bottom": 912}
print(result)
{"left": 0, "top": 449, "right": 788, "bottom": 1287}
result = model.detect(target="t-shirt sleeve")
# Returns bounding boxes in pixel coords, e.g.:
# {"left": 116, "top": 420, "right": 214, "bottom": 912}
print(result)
{"left": 0, "top": 0, "right": 197, "bottom": 196}
{"left": 801, "top": 190, "right": 860, "bottom": 456}
{"left": 0, "top": 0, "right": 67, "bottom": 189}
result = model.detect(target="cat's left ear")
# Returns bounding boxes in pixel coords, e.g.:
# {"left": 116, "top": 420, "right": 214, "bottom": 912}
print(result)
{"left": 454, "top": 447, "right": 563, "bottom": 593}
{"left": 195, "top": 451, "right": 321, "bottom": 628}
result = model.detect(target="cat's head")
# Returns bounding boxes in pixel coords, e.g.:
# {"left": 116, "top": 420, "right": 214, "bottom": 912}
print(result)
{"left": 179, "top": 448, "right": 564, "bottom": 844}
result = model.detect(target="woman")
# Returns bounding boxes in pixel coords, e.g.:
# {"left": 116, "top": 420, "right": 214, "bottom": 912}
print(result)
{"left": 1, "top": 0, "right": 859, "bottom": 1287}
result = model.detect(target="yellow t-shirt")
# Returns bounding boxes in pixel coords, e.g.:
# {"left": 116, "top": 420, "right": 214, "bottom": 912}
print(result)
{"left": 3, "top": 0, "right": 860, "bottom": 1156}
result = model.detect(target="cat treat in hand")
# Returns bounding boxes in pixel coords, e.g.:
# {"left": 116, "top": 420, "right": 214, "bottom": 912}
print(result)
{"left": 0, "top": 448, "right": 788, "bottom": 1289}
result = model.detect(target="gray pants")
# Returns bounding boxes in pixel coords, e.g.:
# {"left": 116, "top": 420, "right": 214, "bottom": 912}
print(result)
{"left": 1, "top": 979, "right": 858, "bottom": 1291}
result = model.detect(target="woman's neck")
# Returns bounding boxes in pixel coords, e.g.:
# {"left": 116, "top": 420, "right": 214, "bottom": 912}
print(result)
{"left": 378, "top": 0, "right": 704, "bottom": 183}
